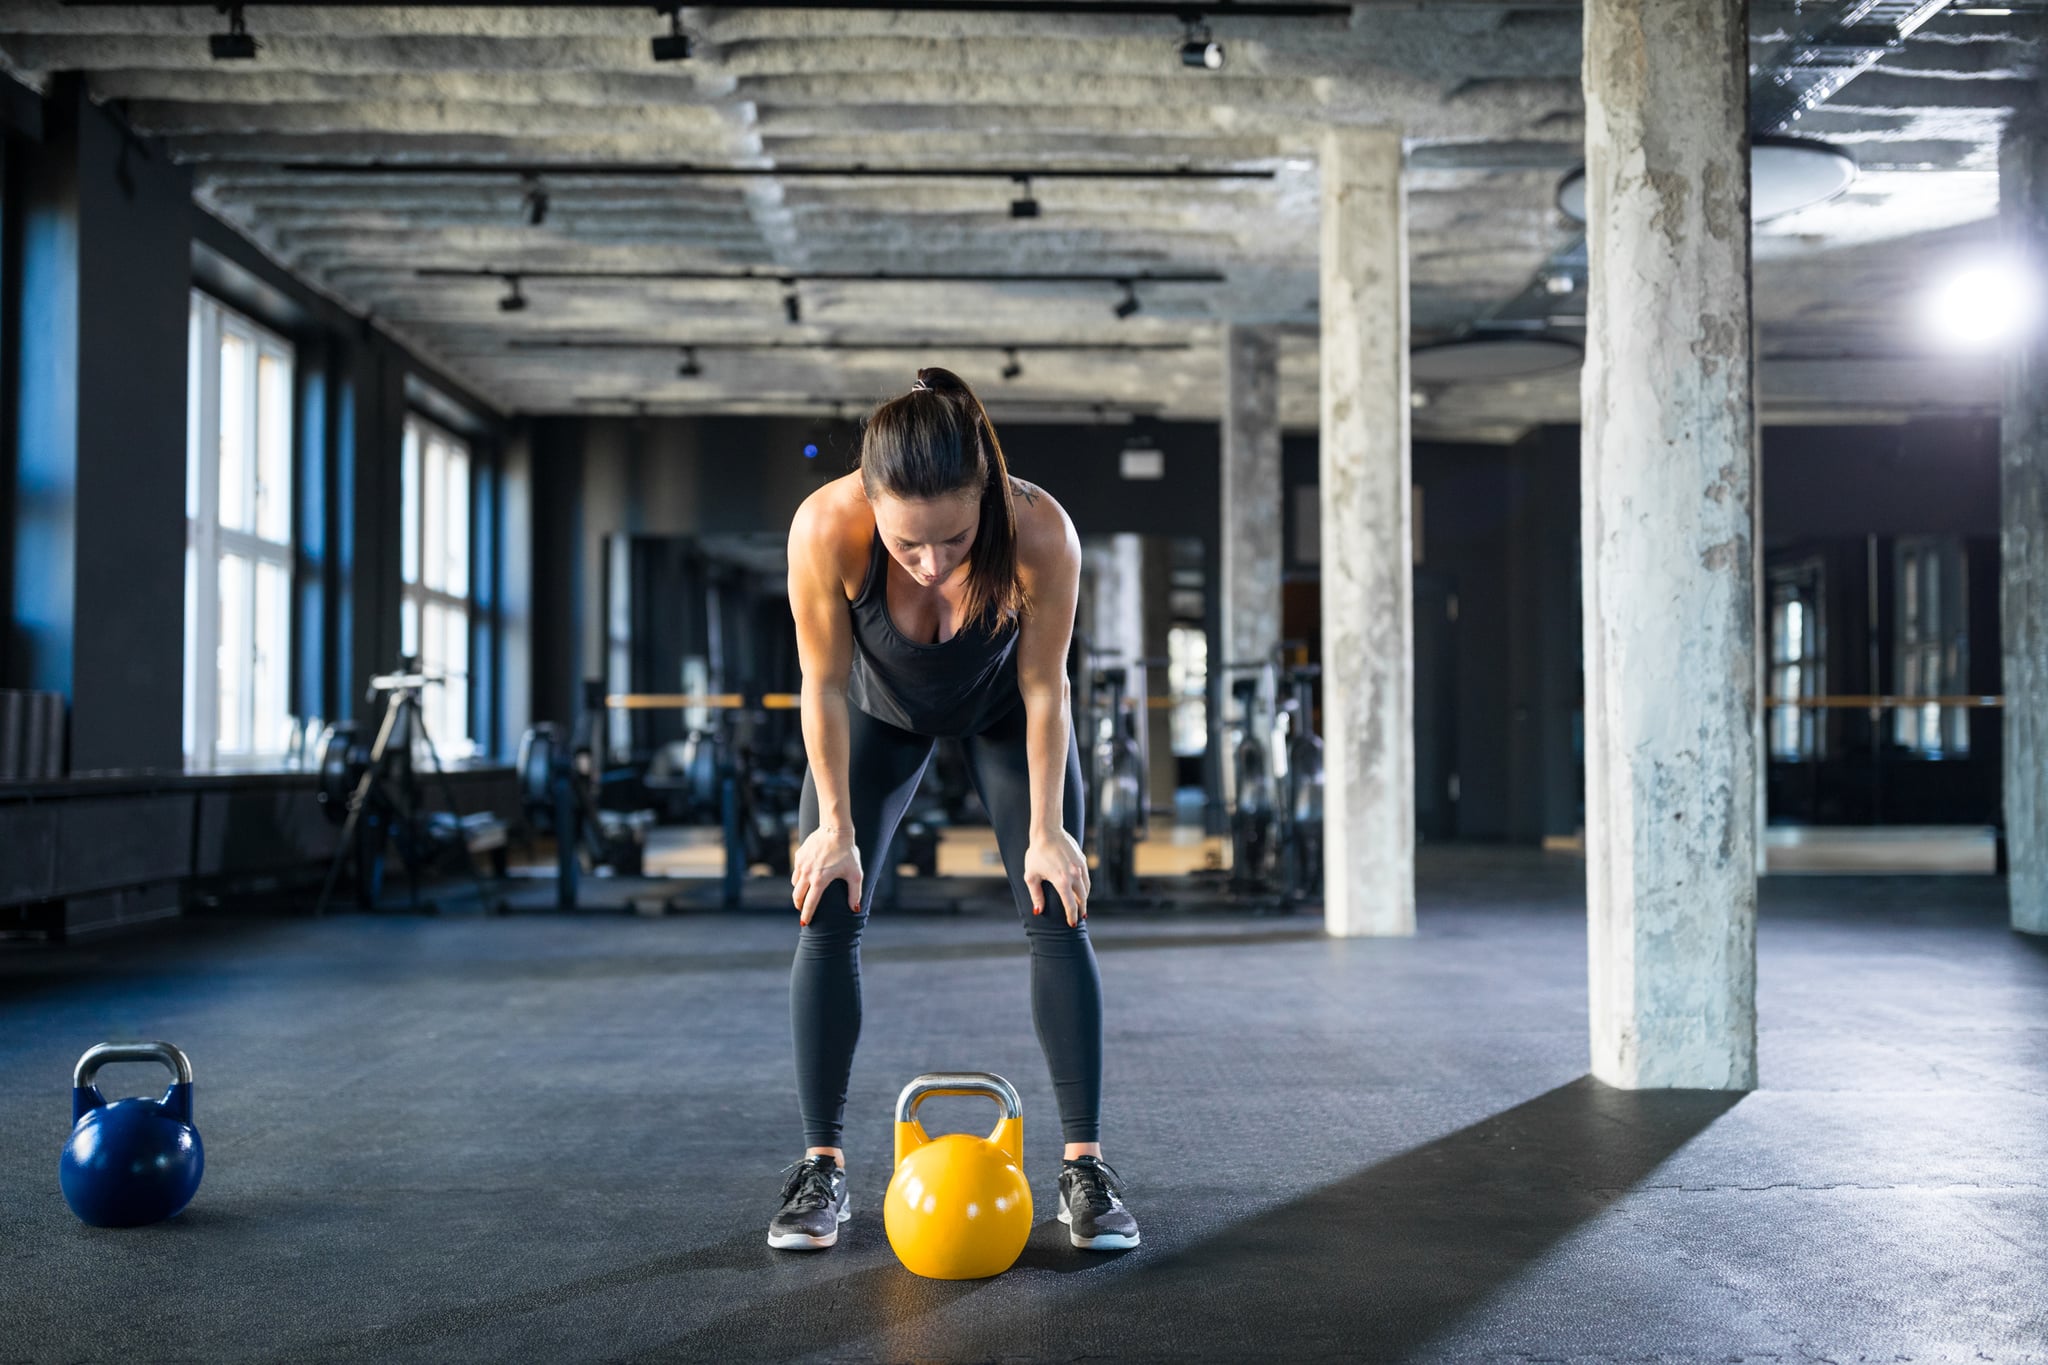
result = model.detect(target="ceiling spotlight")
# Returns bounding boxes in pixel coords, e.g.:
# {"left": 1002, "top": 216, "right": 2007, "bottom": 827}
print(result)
{"left": 1541, "top": 271, "right": 1576, "bottom": 296}
{"left": 677, "top": 346, "right": 702, "bottom": 378}
{"left": 522, "top": 175, "right": 549, "bottom": 227}
{"left": 1925, "top": 254, "right": 2040, "bottom": 351}
{"left": 1179, "top": 14, "right": 1224, "bottom": 70}
{"left": 1001, "top": 348, "right": 1023, "bottom": 381}
{"left": 784, "top": 291, "right": 802, "bottom": 325}
{"left": 651, "top": 5, "right": 693, "bottom": 62}
{"left": 1113, "top": 280, "right": 1140, "bottom": 320}
{"left": 498, "top": 275, "right": 527, "bottom": 313}
{"left": 1010, "top": 175, "right": 1040, "bottom": 220}
{"left": 210, "top": 4, "right": 258, "bottom": 61}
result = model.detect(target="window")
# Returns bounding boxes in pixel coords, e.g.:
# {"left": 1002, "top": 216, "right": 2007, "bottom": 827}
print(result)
{"left": 1893, "top": 536, "right": 1970, "bottom": 758}
{"left": 1767, "top": 559, "right": 1825, "bottom": 761}
{"left": 1166, "top": 624, "right": 1209, "bottom": 757}
{"left": 185, "top": 292, "right": 294, "bottom": 769}
{"left": 402, "top": 412, "right": 473, "bottom": 759}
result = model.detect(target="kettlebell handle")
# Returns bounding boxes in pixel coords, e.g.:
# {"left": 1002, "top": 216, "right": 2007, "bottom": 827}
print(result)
{"left": 894, "top": 1072, "right": 1023, "bottom": 1125}
{"left": 73, "top": 1041, "right": 194, "bottom": 1091}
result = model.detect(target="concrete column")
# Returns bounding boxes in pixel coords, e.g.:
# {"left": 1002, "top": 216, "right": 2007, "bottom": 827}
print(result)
{"left": 1086, "top": 533, "right": 1146, "bottom": 671}
{"left": 2001, "top": 118, "right": 2048, "bottom": 935}
{"left": 1581, "top": 0, "right": 1758, "bottom": 1089}
{"left": 1222, "top": 325, "right": 1283, "bottom": 675}
{"left": 1318, "top": 126, "right": 1415, "bottom": 939}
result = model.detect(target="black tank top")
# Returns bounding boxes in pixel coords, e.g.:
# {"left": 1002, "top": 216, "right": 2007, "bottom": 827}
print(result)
{"left": 845, "top": 530, "right": 1021, "bottom": 738}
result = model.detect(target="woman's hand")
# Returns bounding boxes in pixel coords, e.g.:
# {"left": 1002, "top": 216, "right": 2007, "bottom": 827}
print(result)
{"left": 1023, "top": 829, "right": 1092, "bottom": 927}
{"left": 792, "top": 826, "right": 862, "bottom": 925}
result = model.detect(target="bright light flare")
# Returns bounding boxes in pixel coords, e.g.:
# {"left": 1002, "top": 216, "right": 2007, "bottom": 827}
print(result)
{"left": 1924, "top": 256, "right": 2040, "bottom": 350}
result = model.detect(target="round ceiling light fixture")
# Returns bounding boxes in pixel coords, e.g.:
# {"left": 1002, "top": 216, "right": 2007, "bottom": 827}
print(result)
{"left": 1409, "top": 335, "right": 1582, "bottom": 384}
{"left": 1555, "top": 135, "right": 1857, "bottom": 225}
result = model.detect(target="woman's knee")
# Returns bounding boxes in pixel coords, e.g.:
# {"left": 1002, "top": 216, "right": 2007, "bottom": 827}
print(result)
{"left": 796, "top": 898, "right": 868, "bottom": 954}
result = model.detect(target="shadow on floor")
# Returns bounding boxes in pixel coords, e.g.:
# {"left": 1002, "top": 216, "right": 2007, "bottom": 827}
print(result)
{"left": 613, "top": 1077, "right": 1743, "bottom": 1362}
{"left": 927, "top": 1076, "right": 1740, "bottom": 1362}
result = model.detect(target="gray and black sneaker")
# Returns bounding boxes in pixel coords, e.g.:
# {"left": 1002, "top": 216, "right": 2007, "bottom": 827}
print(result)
{"left": 1056, "top": 1155, "right": 1140, "bottom": 1250}
{"left": 767, "top": 1154, "right": 851, "bottom": 1250}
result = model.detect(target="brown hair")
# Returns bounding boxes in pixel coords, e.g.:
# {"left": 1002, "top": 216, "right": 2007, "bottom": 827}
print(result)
{"left": 859, "top": 366, "right": 1029, "bottom": 632}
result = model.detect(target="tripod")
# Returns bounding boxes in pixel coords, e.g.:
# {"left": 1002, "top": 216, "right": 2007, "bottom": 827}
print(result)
{"left": 313, "top": 663, "right": 496, "bottom": 916}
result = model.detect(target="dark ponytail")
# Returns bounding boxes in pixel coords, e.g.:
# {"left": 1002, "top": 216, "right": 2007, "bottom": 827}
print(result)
{"left": 859, "top": 366, "right": 1029, "bottom": 632}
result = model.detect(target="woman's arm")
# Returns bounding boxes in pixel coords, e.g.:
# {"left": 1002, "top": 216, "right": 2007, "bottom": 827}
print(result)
{"left": 1012, "top": 478, "right": 1090, "bottom": 923}
{"left": 787, "top": 490, "right": 862, "bottom": 921}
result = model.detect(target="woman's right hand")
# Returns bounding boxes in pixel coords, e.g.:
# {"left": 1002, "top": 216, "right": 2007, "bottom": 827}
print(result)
{"left": 792, "top": 826, "right": 863, "bottom": 924}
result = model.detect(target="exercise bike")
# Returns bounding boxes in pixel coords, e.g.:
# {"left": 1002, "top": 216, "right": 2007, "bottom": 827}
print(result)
{"left": 516, "top": 680, "right": 656, "bottom": 911}
{"left": 1087, "top": 665, "right": 1145, "bottom": 899}
{"left": 1274, "top": 664, "right": 1325, "bottom": 904}
{"left": 1223, "top": 661, "right": 1279, "bottom": 893}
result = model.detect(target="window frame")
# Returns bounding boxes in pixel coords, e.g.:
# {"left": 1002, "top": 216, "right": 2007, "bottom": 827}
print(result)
{"left": 1767, "top": 557, "right": 1826, "bottom": 763}
{"left": 185, "top": 289, "right": 296, "bottom": 771}
{"left": 401, "top": 409, "right": 476, "bottom": 760}
{"left": 1892, "top": 535, "right": 1971, "bottom": 760}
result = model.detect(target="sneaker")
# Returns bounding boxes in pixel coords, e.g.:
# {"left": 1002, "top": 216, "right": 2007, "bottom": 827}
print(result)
{"left": 767, "top": 1154, "right": 851, "bottom": 1250}
{"left": 1056, "top": 1155, "right": 1140, "bottom": 1250}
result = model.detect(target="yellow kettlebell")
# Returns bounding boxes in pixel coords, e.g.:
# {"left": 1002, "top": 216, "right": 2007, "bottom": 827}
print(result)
{"left": 884, "top": 1072, "right": 1033, "bottom": 1280}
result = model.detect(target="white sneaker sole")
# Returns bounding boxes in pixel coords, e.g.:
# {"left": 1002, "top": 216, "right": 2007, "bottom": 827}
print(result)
{"left": 1057, "top": 1203, "right": 1141, "bottom": 1250}
{"left": 767, "top": 1201, "right": 852, "bottom": 1250}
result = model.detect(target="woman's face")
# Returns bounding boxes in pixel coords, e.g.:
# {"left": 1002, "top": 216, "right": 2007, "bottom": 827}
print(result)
{"left": 871, "top": 490, "right": 980, "bottom": 588}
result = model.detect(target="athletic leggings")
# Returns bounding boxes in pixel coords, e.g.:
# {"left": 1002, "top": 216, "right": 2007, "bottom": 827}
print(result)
{"left": 792, "top": 699, "right": 1102, "bottom": 1146}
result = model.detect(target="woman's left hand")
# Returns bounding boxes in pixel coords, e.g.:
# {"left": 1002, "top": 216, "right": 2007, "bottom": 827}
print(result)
{"left": 1023, "top": 830, "right": 1092, "bottom": 927}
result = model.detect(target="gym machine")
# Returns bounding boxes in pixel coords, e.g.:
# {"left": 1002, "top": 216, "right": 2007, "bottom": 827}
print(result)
{"left": 1220, "top": 649, "right": 1326, "bottom": 907}
{"left": 1074, "top": 647, "right": 1165, "bottom": 903}
{"left": 1224, "top": 661, "right": 1278, "bottom": 894}
{"left": 515, "top": 682, "right": 801, "bottom": 911}
{"left": 1273, "top": 663, "right": 1326, "bottom": 904}
{"left": 313, "top": 660, "right": 506, "bottom": 915}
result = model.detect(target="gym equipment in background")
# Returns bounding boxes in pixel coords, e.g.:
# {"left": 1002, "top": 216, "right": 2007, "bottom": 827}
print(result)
{"left": 885, "top": 1072, "right": 1032, "bottom": 1280}
{"left": 1275, "top": 663, "right": 1326, "bottom": 904}
{"left": 517, "top": 680, "right": 659, "bottom": 911}
{"left": 59, "top": 1042, "right": 204, "bottom": 1228}
{"left": 1224, "top": 660, "right": 1278, "bottom": 893}
{"left": 519, "top": 682, "right": 802, "bottom": 910}
{"left": 1088, "top": 665, "right": 1145, "bottom": 898}
{"left": 313, "top": 660, "right": 505, "bottom": 915}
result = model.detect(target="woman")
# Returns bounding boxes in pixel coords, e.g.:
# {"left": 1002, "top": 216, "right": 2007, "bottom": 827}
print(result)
{"left": 768, "top": 366, "right": 1140, "bottom": 1254}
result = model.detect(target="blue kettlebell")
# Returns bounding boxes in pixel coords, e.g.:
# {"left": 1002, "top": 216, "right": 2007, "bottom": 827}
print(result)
{"left": 59, "top": 1041, "right": 204, "bottom": 1228}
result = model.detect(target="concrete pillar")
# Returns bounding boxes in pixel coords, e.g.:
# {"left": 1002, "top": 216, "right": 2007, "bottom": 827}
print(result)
{"left": 1318, "top": 126, "right": 1415, "bottom": 939}
{"left": 1087, "top": 533, "right": 1146, "bottom": 671}
{"left": 1581, "top": 0, "right": 1758, "bottom": 1089}
{"left": 2001, "top": 117, "right": 2048, "bottom": 935}
{"left": 1222, "top": 324, "right": 1283, "bottom": 675}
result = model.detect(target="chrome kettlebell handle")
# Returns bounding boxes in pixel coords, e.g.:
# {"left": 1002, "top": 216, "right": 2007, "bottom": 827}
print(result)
{"left": 895, "top": 1071, "right": 1023, "bottom": 1125}
{"left": 73, "top": 1041, "right": 193, "bottom": 1091}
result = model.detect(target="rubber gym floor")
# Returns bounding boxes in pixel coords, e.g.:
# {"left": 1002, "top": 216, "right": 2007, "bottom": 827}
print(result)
{"left": 1, "top": 847, "right": 2042, "bottom": 1364}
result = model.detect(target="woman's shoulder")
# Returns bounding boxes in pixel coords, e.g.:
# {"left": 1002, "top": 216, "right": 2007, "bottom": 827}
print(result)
{"left": 790, "top": 472, "right": 874, "bottom": 596}
{"left": 1008, "top": 476, "right": 1078, "bottom": 573}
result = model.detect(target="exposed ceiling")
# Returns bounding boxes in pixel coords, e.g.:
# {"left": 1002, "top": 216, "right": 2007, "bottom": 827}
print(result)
{"left": 0, "top": 1, "right": 2039, "bottom": 440}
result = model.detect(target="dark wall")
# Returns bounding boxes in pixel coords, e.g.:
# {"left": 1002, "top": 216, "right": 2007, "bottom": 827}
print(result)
{"left": 1276, "top": 417, "right": 2003, "bottom": 842}
{"left": 1282, "top": 432, "right": 1579, "bottom": 842}
{"left": 7, "top": 75, "right": 191, "bottom": 773}
{"left": 1762, "top": 416, "right": 2004, "bottom": 825}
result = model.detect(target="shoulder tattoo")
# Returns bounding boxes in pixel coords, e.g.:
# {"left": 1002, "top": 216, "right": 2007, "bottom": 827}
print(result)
{"left": 1009, "top": 476, "right": 1041, "bottom": 508}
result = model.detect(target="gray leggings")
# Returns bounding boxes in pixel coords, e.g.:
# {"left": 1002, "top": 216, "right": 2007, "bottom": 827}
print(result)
{"left": 792, "top": 700, "right": 1101, "bottom": 1146}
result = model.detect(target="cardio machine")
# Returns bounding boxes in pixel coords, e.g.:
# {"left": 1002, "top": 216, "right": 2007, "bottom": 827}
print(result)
{"left": 1086, "top": 665, "right": 1146, "bottom": 898}
{"left": 1273, "top": 663, "right": 1325, "bottom": 904}
{"left": 1223, "top": 661, "right": 1278, "bottom": 893}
